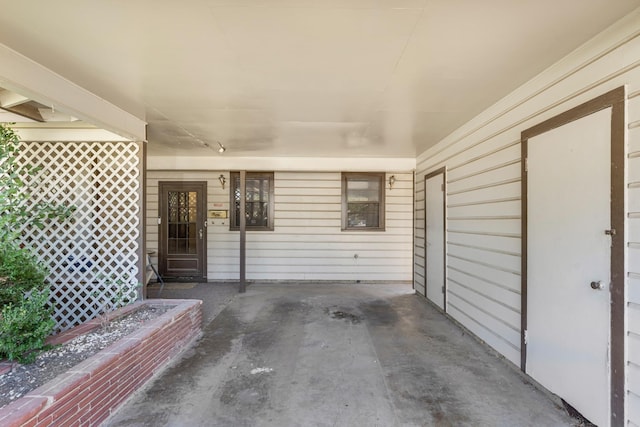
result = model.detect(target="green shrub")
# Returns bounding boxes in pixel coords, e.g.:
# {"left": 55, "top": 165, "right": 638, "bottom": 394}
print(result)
{"left": 0, "top": 241, "right": 47, "bottom": 307}
{"left": 0, "top": 123, "right": 75, "bottom": 363}
{"left": 0, "top": 289, "right": 55, "bottom": 363}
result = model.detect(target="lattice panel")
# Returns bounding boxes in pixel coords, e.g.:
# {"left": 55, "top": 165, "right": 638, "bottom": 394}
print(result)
{"left": 14, "top": 141, "right": 141, "bottom": 332}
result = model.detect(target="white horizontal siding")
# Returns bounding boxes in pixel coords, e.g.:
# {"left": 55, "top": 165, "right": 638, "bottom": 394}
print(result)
{"left": 446, "top": 300, "right": 520, "bottom": 364}
{"left": 414, "top": 174, "right": 426, "bottom": 296}
{"left": 448, "top": 199, "right": 520, "bottom": 218}
{"left": 447, "top": 233, "right": 520, "bottom": 258}
{"left": 629, "top": 65, "right": 640, "bottom": 426}
{"left": 414, "top": 17, "right": 640, "bottom": 424}
{"left": 148, "top": 170, "right": 413, "bottom": 282}
{"left": 447, "top": 243, "right": 520, "bottom": 277}
{"left": 447, "top": 255, "right": 520, "bottom": 294}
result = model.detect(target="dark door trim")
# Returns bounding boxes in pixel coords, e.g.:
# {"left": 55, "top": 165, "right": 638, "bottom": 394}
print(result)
{"left": 158, "top": 181, "right": 207, "bottom": 281}
{"left": 521, "top": 86, "right": 625, "bottom": 426}
{"left": 424, "top": 167, "right": 447, "bottom": 311}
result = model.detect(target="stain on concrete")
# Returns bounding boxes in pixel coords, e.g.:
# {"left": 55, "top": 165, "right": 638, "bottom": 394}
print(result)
{"left": 190, "top": 307, "right": 243, "bottom": 362}
{"left": 219, "top": 373, "right": 270, "bottom": 408}
{"left": 562, "top": 399, "right": 597, "bottom": 426}
{"left": 242, "top": 299, "right": 310, "bottom": 351}
{"left": 142, "top": 306, "right": 242, "bottom": 400}
{"left": 327, "top": 308, "right": 362, "bottom": 324}
{"left": 359, "top": 298, "right": 399, "bottom": 326}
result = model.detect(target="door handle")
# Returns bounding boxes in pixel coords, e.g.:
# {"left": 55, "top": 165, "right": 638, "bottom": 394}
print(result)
{"left": 199, "top": 228, "right": 203, "bottom": 239}
{"left": 590, "top": 281, "right": 605, "bottom": 290}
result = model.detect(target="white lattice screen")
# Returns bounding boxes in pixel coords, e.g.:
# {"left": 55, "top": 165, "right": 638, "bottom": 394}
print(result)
{"left": 15, "top": 141, "right": 142, "bottom": 332}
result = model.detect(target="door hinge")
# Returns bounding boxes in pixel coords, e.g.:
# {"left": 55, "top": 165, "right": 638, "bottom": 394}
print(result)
{"left": 604, "top": 229, "right": 616, "bottom": 236}
{"left": 157, "top": 217, "right": 161, "bottom": 225}
{"left": 523, "top": 330, "right": 528, "bottom": 345}
{"left": 524, "top": 158, "right": 528, "bottom": 172}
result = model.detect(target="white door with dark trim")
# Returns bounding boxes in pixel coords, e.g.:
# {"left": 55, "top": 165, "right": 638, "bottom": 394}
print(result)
{"left": 526, "top": 108, "right": 611, "bottom": 426}
{"left": 425, "top": 172, "right": 445, "bottom": 310}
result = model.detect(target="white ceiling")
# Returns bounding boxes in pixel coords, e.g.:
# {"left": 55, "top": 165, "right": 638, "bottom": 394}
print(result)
{"left": 0, "top": 0, "right": 638, "bottom": 157}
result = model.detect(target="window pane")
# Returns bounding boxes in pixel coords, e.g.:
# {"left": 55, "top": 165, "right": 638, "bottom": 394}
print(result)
{"left": 347, "top": 202, "right": 380, "bottom": 228}
{"left": 188, "top": 192, "right": 197, "bottom": 221}
{"left": 167, "top": 190, "right": 198, "bottom": 254}
{"left": 347, "top": 179, "right": 379, "bottom": 202}
{"left": 231, "top": 173, "right": 272, "bottom": 229}
{"left": 247, "top": 201, "right": 268, "bottom": 227}
{"left": 246, "top": 178, "right": 269, "bottom": 202}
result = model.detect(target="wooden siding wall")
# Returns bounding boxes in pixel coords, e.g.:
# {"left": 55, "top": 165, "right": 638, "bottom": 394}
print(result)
{"left": 413, "top": 13, "right": 640, "bottom": 425}
{"left": 147, "top": 171, "right": 413, "bottom": 282}
{"left": 629, "top": 89, "right": 640, "bottom": 426}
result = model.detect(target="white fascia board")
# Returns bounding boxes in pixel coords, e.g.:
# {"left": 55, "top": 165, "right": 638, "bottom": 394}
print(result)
{"left": 148, "top": 155, "right": 416, "bottom": 172}
{"left": 0, "top": 43, "right": 146, "bottom": 141}
{"left": 13, "top": 127, "right": 130, "bottom": 142}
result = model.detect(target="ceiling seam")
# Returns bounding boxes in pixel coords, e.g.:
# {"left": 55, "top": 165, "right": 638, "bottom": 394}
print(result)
{"left": 360, "top": 2, "right": 428, "bottom": 154}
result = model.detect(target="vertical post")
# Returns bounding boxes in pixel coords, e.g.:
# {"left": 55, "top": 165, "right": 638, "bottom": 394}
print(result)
{"left": 139, "top": 139, "right": 147, "bottom": 300}
{"left": 239, "top": 170, "right": 246, "bottom": 293}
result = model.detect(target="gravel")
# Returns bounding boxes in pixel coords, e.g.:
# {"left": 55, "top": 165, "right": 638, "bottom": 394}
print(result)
{"left": 0, "top": 305, "right": 170, "bottom": 408}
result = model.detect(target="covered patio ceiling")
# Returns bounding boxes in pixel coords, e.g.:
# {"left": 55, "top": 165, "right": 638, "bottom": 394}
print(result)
{"left": 0, "top": 0, "right": 638, "bottom": 158}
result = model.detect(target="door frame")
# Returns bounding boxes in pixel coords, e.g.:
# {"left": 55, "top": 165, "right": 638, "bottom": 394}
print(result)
{"left": 158, "top": 181, "right": 208, "bottom": 281}
{"left": 424, "top": 167, "right": 447, "bottom": 311}
{"left": 521, "top": 86, "right": 625, "bottom": 425}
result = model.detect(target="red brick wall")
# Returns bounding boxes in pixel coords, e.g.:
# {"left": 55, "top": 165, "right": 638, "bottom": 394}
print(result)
{"left": 0, "top": 299, "right": 202, "bottom": 427}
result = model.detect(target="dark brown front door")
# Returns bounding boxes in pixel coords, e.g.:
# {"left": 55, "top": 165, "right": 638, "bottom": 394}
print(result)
{"left": 159, "top": 181, "right": 207, "bottom": 280}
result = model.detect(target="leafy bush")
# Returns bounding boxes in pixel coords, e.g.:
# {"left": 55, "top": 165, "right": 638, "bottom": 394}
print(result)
{"left": 0, "top": 289, "right": 55, "bottom": 363}
{"left": 0, "top": 123, "right": 74, "bottom": 362}
{"left": 0, "top": 242, "right": 47, "bottom": 307}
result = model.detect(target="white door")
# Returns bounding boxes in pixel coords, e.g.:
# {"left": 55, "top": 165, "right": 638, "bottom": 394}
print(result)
{"left": 526, "top": 108, "right": 611, "bottom": 426}
{"left": 425, "top": 172, "right": 445, "bottom": 310}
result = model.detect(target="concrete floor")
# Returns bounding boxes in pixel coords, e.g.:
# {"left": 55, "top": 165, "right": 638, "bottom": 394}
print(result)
{"left": 105, "top": 283, "right": 575, "bottom": 427}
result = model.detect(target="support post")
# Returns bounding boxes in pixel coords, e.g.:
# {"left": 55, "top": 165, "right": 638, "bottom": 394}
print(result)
{"left": 239, "top": 170, "right": 246, "bottom": 293}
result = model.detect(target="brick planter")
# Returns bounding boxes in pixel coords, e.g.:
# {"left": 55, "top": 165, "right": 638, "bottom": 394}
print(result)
{"left": 0, "top": 299, "right": 202, "bottom": 427}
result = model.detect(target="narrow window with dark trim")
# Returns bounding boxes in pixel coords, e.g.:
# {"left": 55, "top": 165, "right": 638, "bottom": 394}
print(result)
{"left": 341, "top": 172, "right": 385, "bottom": 231}
{"left": 230, "top": 172, "right": 274, "bottom": 231}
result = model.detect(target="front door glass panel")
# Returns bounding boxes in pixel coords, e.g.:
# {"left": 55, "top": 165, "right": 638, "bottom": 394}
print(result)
{"left": 167, "top": 191, "right": 198, "bottom": 255}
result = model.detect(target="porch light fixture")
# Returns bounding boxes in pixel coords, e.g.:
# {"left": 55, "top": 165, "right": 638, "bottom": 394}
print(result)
{"left": 219, "top": 174, "right": 226, "bottom": 190}
{"left": 388, "top": 175, "right": 396, "bottom": 189}
{"left": 217, "top": 142, "right": 226, "bottom": 153}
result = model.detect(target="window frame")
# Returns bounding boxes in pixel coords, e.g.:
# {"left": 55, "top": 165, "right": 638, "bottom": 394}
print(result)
{"left": 229, "top": 171, "right": 275, "bottom": 231}
{"left": 341, "top": 172, "right": 386, "bottom": 232}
